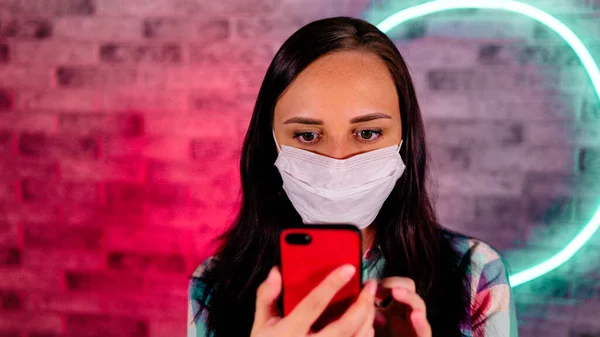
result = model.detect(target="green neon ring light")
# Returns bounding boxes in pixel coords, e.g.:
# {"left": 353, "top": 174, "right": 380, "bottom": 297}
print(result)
{"left": 375, "top": 0, "right": 600, "bottom": 287}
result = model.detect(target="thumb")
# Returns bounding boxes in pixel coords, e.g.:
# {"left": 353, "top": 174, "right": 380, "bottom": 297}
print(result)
{"left": 253, "top": 267, "right": 283, "bottom": 328}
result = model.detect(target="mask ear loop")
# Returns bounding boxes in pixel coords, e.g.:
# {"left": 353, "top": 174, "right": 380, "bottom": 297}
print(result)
{"left": 272, "top": 129, "right": 282, "bottom": 153}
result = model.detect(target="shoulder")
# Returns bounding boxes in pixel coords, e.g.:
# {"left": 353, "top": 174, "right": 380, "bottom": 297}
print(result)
{"left": 443, "top": 230, "right": 509, "bottom": 283}
{"left": 189, "top": 256, "right": 216, "bottom": 301}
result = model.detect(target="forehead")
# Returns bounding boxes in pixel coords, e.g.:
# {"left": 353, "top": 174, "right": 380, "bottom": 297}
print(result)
{"left": 274, "top": 51, "right": 400, "bottom": 121}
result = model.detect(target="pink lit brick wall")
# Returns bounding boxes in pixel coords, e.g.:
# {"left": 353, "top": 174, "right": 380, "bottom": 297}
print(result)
{"left": 0, "top": 0, "right": 599, "bottom": 336}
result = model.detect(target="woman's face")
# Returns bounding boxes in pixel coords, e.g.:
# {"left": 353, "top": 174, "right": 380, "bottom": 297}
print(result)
{"left": 273, "top": 51, "right": 402, "bottom": 159}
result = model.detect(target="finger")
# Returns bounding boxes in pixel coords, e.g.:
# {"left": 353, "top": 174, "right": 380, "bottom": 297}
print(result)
{"left": 411, "top": 310, "right": 432, "bottom": 337}
{"left": 253, "top": 267, "right": 282, "bottom": 328}
{"left": 353, "top": 282, "right": 376, "bottom": 337}
{"left": 391, "top": 287, "right": 426, "bottom": 312}
{"left": 380, "top": 277, "right": 416, "bottom": 292}
{"left": 287, "top": 264, "right": 356, "bottom": 331}
{"left": 316, "top": 279, "right": 377, "bottom": 337}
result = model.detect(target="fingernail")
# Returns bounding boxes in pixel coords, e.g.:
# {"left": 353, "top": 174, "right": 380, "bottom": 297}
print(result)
{"left": 338, "top": 265, "right": 356, "bottom": 281}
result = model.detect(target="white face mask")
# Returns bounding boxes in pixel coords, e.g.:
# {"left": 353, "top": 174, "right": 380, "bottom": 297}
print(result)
{"left": 273, "top": 130, "right": 406, "bottom": 229}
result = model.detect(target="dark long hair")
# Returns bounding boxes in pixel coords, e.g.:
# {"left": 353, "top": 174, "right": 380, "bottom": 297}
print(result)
{"left": 194, "top": 16, "right": 471, "bottom": 336}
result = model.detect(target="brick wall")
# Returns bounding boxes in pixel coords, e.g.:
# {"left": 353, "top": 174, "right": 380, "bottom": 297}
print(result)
{"left": 0, "top": 0, "right": 599, "bottom": 336}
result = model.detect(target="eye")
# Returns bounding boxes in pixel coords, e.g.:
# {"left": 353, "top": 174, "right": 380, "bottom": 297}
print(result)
{"left": 355, "top": 129, "right": 382, "bottom": 142}
{"left": 293, "top": 131, "right": 321, "bottom": 144}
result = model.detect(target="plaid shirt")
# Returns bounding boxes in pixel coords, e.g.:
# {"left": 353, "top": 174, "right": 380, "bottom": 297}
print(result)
{"left": 188, "top": 231, "right": 518, "bottom": 337}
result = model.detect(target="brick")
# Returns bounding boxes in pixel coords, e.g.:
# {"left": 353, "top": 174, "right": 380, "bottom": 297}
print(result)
{"left": 54, "top": 17, "right": 142, "bottom": 41}
{"left": 96, "top": 0, "right": 191, "bottom": 16}
{"left": 574, "top": 196, "right": 600, "bottom": 224}
{"left": 102, "top": 90, "right": 188, "bottom": 114}
{"left": 23, "top": 248, "right": 102, "bottom": 270}
{"left": 0, "top": 157, "right": 58, "bottom": 180}
{"left": 3, "top": 0, "right": 95, "bottom": 15}
{"left": 189, "top": 175, "right": 240, "bottom": 208}
{"left": 19, "top": 133, "right": 99, "bottom": 159}
{"left": 0, "top": 268, "right": 62, "bottom": 290}
{"left": 0, "top": 180, "right": 15, "bottom": 202}
{"left": 236, "top": 16, "right": 310, "bottom": 40}
{"left": 56, "top": 66, "right": 137, "bottom": 88}
{"left": 0, "top": 330, "right": 20, "bottom": 337}
{"left": 105, "top": 182, "right": 147, "bottom": 209}
{"left": 234, "top": 68, "right": 269, "bottom": 91}
{"left": 522, "top": 172, "right": 589, "bottom": 197}
{"left": 59, "top": 113, "right": 144, "bottom": 137}
{"left": 189, "top": 0, "right": 280, "bottom": 13}
{"left": 145, "top": 116, "right": 241, "bottom": 139}
{"left": 433, "top": 195, "right": 475, "bottom": 224}
{"left": 103, "top": 136, "right": 189, "bottom": 161}
{"left": 63, "top": 181, "right": 101, "bottom": 204}
{"left": 13, "top": 41, "right": 98, "bottom": 65}
{"left": 470, "top": 146, "right": 575, "bottom": 173}
{"left": 0, "top": 131, "right": 14, "bottom": 155}
{"left": 24, "top": 223, "right": 103, "bottom": 250}
{"left": 426, "top": 13, "right": 536, "bottom": 40}
{"left": 60, "top": 157, "right": 144, "bottom": 182}
{"left": 0, "top": 44, "right": 8, "bottom": 63}
{"left": 0, "top": 290, "right": 22, "bottom": 310}
{"left": 137, "top": 66, "right": 235, "bottom": 90}
{"left": 190, "top": 42, "right": 273, "bottom": 66}
{"left": 0, "top": 221, "right": 19, "bottom": 246}
{"left": 523, "top": 195, "right": 576, "bottom": 224}
{"left": 436, "top": 171, "right": 525, "bottom": 196}
{"left": 143, "top": 17, "right": 230, "bottom": 41}
{"left": 0, "top": 313, "right": 62, "bottom": 334}
{"left": 523, "top": 121, "right": 572, "bottom": 147}
{"left": 189, "top": 139, "right": 241, "bottom": 162}
{"left": 149, "top": 321, "right": 186, "bottom": 337}
{"left": 148, "top": 183, "right": 189, "bottom": 206}
{"left": 0, "top": 88, "right": 14, "bottom": 111}
{"left": 147, "top": 206, "right": 206, "bottom": 228}
{"left": 189, "top": 89, "right": 256, "bottom": 115}
{"left": 0, "top": 247, "right": 21, "bottom": 267}
{"left": 400, "top": 39, "right": 479, "bottom": 68}
{"left": 146, "top": 160, "right": 211, "bottom": 183}
{"left": 26, "top": 291, "right": 105, "bottom": 314}
{"left": 571, "top": 277, "right": 600, "bottom": 299}
{"left": 474, "top": 196, "right": 524, "bottom": 227}
{"left": 416, "top": 91, "right": 471, "bottom": 120}
{"left": 513, "top": 276, "right": 571, "bottom": 298}
{"left": 105, "top": 294, "right": 186, "bottom": 320}
{"left": 468, "top": 91, "right": 578, "bottom": 121}
{"left": 581, "top": 93, "right": 600, "bottom": 121}
{"left": 0, "top": 66, "right": 53, "bottom": 88}
{"left": 426, "top": 68, "right": 529, "bottom": 92}
{"left": 66, "top": 315, "right": 149, "bottom": 337}
{"left": 100, "top": 43, "right": 182, "bottom": 64}
{"left": 0, "top": 202, "right": 60, "bottom": 225}
{"left": 105, "top": 226, "right": 194, "bottom": 254}
{"left": 579, "top": 147, "right": 600, "bottom": 173}
{"left": 65, "top": 270, "right": 185, "bottom": 296}
{"left": 64, "top": 204, "right": 145, "bottom": 227}
{"left": 107, "top": 251, "right": 186, "bottom": 274}
{"left": 0, "top": 113, "right": 58, "bottom": 133}
{"left": 478, "top": 44, "right": 579, "bottom": 66}
{"left": 19, "top": 90, "right": 103, "bottom": 111}
{"left": 424, "top": 120, "right": 523, "bottom": 147}
{"left": 428, "top": 145, "right": 471, "bottom": 171}
{"left": 0, "top": 18, "right": 52, "bottom": 38}
{"left": 19, "top": 178, "right": 60, "bottom": 202}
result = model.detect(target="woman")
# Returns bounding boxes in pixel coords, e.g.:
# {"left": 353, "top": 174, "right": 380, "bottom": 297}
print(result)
{"left": 188, "top": 16, "right": 518, "bottom": 337}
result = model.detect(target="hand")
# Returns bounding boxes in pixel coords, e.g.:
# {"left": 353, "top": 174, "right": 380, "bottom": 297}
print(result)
{"left": 250, "top": 265, "right": 377, "bottom": 337}
{"left": 373, "top": 277, "right": 431, "bottom": 337}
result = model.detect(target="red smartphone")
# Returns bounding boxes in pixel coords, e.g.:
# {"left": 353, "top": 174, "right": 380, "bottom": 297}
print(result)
{"left": 279, "top": 224, "right": 362, "bottom": 331}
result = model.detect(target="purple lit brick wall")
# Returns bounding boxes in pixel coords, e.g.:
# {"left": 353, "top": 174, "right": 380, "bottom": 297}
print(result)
{"left": 0, "top": 0, "right": 599, "bottom": 336}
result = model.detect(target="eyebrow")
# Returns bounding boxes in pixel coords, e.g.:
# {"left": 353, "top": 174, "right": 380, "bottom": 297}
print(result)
{"left": 283, "top": 112, "right": 392, "bottom": 125}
